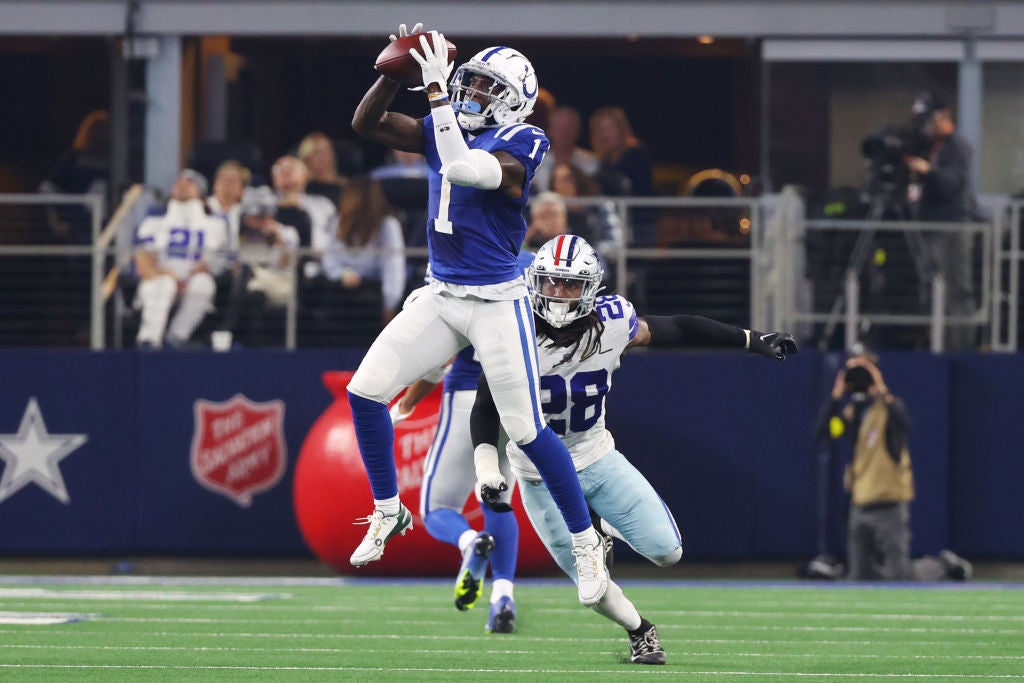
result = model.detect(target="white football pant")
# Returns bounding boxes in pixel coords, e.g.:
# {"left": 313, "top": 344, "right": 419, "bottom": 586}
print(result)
{"left": 348, "top": 289, "right": 545, "bottom": 445}
{"left": 135, "top": 272, "right": 216, "bottom": 347}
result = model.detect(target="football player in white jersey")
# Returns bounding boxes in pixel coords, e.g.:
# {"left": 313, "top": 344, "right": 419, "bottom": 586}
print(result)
{"left": 347, "top": 23, "right": 609, "bottom": 607}
{"left": 471, "top": 235, "right": 798, "bottom": 664}
{"left": 133, "top": 169, "right": 229, "bottom": 348}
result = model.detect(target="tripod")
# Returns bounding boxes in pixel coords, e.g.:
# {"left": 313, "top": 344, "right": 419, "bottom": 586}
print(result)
{"left": 819, "top": 179, "right": 931, "bottom": 349}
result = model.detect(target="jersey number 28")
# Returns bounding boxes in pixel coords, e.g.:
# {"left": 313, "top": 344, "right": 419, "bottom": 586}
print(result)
{"left": 540, "top": 369, "right": 609, "bottom": 436}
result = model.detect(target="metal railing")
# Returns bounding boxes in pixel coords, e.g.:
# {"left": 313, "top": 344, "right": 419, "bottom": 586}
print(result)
{"left": 1, "top": 191, "right": 1017, "bottom": 352}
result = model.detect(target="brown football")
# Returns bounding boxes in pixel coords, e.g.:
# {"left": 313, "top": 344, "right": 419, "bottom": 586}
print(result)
{"left": 374, "top": 33, "right": 457, "bottom": 86}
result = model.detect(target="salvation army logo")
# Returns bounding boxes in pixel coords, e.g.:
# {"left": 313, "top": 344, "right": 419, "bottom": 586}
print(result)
{"left": 190, "top": 394, "right": 286, "bottom": 507}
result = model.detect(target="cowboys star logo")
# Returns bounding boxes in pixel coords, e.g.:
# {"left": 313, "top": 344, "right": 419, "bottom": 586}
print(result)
{"left": 0, "top": 398, "right": 88, "bottom": 504}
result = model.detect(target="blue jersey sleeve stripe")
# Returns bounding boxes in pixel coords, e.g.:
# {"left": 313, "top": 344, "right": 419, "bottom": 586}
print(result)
{"left": 627, "top": 305, "right": 638, "bottom": 341}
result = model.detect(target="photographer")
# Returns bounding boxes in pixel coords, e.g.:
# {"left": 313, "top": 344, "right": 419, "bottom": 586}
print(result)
{"left": 904, "top": 92, "right": 978, "bottom": 349}
{"left": 815, "top": 348, "right": 971, "bottom": 581}
{"left": 902, "top": 92, "right": 974, "bottom": 223}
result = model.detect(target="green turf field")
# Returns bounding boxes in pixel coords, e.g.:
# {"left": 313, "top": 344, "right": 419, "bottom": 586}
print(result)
{"left": 0, "top": 576, "right": 1021, "bottom": 681}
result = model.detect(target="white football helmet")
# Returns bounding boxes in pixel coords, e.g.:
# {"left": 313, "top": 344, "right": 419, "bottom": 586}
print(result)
{"left": 450, "top": 46, "right": 538, "bottom": 131}
{"left": 529, "top": 235, "right": 604, "bottom": 328}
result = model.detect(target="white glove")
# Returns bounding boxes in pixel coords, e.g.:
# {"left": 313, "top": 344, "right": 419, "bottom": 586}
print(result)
{"left": 389, "top": 402, "right": 413, "bottom": 425}
{"left": 409, "top": 30, "right": 453, "bottom": 93}
{"left": 473, "top": 444, "right": 505, "bottom": 491}
{"left": 388, "top": 22, "right": 423, "bottom": 42}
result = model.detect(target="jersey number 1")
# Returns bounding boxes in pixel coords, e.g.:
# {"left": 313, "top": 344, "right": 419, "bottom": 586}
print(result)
{"left": 434, "top": 176, "right": 453, "bottom": 234}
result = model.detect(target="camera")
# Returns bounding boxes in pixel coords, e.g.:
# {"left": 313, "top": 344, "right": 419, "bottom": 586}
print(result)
{"left": 861, "top": 122, "right": 930, "bottom": 169}
{"left": 844, "top": 365, "right": 875, "bottom": 400}
{"left": 858, "top": 116, "right": 931, "bottom": 218}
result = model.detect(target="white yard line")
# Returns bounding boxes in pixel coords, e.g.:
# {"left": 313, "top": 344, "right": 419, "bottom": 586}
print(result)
{"left": 0, "top": 588, "right": 285, "bottom": 601}
{"left": 2, "top": 643, "right": 1023, "bottom": 661}
{"left": 0, "top": 664, "right": 1021, "bottom": 678}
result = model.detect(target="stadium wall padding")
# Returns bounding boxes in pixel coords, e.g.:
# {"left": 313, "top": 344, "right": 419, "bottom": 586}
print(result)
{"left": 0, "top": 349, "right": 1019, "bottom": 560}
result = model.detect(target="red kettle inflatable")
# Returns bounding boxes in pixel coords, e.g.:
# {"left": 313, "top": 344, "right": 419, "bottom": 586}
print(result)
{"left": 294, "top": 371, "right": 556, "bottom": 576}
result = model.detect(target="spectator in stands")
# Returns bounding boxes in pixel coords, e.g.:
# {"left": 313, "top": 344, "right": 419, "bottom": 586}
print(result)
{"left": 370, "top": 149, "right": 431, "bottom": 182}
{"left": 207, "top": 160, "right": 251, "bottom": 241}
{"left": 551, "top": 162, "right": 623, "bottom": 258}
{"left": 304, "top": 177, "right": 405, "bottom": 346}
{"left": 589, "top": 106, "right": 653, "bottom": 198}
{"left": 815, "top": 346, "right": 972, "bottom": 581}
{"left": 902, "top": 91, "right": 979, "bottom": 350}
{"left": 215, "top": 185, "right": 300, "bottom": 346}
{"left": 133, "top": 169, "right": 229, "bottom": 349}
{"left": 38, "top": 109, "right": 111, "bottom": 243}
{"left": 524, "top": 191, "right": 570, "bottom": 251}
{"left": 369, "top": 150, "right": 431, "bottom": 278}
{"left": 298, "top": 131, "right": 346, "bottom": 205}
{"left": 532, "top": 106, "right": 599, "bottom": 193}
{"left": 271, "top": 155, "right": 336, "bottom": 252}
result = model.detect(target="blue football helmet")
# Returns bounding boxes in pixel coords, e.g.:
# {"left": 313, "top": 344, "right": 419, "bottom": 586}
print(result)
{"left": 529, "top": 235, "right": 604, "bottom": 328}
{"left": 450, "top": 46, "right": 539, "bottom": 131}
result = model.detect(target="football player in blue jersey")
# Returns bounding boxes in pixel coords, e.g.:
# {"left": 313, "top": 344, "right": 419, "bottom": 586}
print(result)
{"left": 470, "top": 235, "right": 798, "bottom": 664}
{"left": 348, "top": 23, "right": 609, "bottom": 607}
{"left": 389, "top": 250, "right": 536, "bottom": 633}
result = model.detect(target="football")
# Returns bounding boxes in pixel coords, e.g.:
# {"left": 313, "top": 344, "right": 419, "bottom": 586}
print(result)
{"left": 374, "top": 33, "right": 457, "bottom": 86}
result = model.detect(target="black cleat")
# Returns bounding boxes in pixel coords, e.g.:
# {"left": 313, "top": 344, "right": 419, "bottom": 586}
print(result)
{"left": 629, "top": 621, "right": 666, "bottom": 665}
{"left": 485, "top": 596, "right": 516, "bottom": 633}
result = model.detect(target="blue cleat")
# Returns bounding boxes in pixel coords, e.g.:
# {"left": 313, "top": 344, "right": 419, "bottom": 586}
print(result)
{"left": 454, "top": 531, "right": 494, "bottom": 611}
{"left": 485, "top": 596, "right": 516, "bottom": 633}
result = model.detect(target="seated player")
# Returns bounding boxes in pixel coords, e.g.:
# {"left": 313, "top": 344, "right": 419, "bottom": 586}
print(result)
{"left": 470, "top": 235, "right": 798, "bottom": 664}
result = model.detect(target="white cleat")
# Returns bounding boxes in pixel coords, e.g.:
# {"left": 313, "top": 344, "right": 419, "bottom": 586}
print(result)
{"left": 349, "top": 504, "right": 413, "bottom": 567}
{"left": 573, "top": 542, "right": 609, "bottom": 606}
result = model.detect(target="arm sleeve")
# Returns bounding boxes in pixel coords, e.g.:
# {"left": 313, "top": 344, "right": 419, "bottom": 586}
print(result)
{"left": 430, "top": 105, "right": 502, "bottom": 189}
{"left": 644, "top": 314, "right": 746, "bottom": 349}
{"left": 469, "top": 374, "right": 501, "bottom": 449}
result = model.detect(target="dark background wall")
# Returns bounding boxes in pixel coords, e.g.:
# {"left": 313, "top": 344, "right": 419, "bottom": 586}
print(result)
{"left": 0, "top": 349, "right": 1019, "bottom": 562}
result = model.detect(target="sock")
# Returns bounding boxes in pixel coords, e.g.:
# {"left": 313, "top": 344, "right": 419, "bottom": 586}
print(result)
{"left": 423, "top": 509, "right": 471, "bottom": 547}
{"left": 491, "top": 578, "right": 514, "bottom": 603}
{"left": 482, "top": 503, "right": 519, "bottom": 581}
{"left": 628, "top": 617, "right": 655, "bottom": 637}
{"left": 571, "top": 527, "right": 600, "bottom": 549}
{"left": 373, "top": 496, "right": 400, "bottom": 516}
{"left": 348, "top": 391, "right": 398, "bottom": 501}
{"left": 457, "top": 528, "right": 477, "bottom": 553}
{"left": 590, "top": 580, "right": 642, "bottom": 630}
{"left": 518, "top": 426, "right": 591, "bottom": 532}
